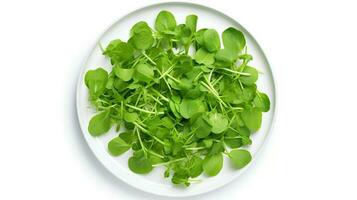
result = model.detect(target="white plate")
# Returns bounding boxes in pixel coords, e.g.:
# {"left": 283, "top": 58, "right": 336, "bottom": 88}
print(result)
{"left": 76, "top": 2, "right": 276, "bottom": 197}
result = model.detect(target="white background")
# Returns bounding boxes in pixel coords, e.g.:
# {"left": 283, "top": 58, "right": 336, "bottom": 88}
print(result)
{"left": 0, "top": 0, "right": 356, "bottom": 199}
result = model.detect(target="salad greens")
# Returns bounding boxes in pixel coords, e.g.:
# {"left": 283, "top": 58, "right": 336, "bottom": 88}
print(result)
{"left": 84, "top": 10, "right": 270, "bottom": 186}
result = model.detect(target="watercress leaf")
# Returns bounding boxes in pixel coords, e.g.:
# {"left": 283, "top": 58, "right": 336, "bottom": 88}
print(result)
{"left": 88, "top": 110, "right": 111, "bottom": 136}
{"left": 214, "top": 49, "right": 236, "bottom": 67}
{"left": 195, "top": 28, "right": 207, "bottom": 47}
{"left": 124, "top": 112, "right": 139, "bottom": 123}
{"left": 130, "top": 21, "right": 151, "bottom": 36}
{"left": 209, "top": 113, "right": 229, "bottom": 134}
{"left": 203, "top": 29, "right": 221, "bottom": 52}
{"left": 175, "top": 24, "right": 192, "bottom": 47}
{"left": 130, "top": 31, "right": 154, "bottom": 50}
{"left": 194, "top": 48, "right": 215, "bottom": 65}
{"left": 179, "top": 98, "right": 206, "bottom": 119}
{"left": 108, "top": 137, "right": 131, "bottom": 156}
{"left": 239, "top": 53, "right": 253, "bottom": 62}
{"left": 149, "top": 154, "right": 164, "bottom": 165}
{"left": 253, "top": 92, "right": 271, "bottom": 112}
{"left": 133, "top": 63, "right": 154, "bottom": 83}
{"left": 174, "top": 55, "right": 193, "bottom": 74}
{"left": 172, "top": 172, "right": 190, "bottom": 186}
{"left": 203, "top": 153, "right": 223, "bottom": 176}
{"left": 203, "top": 139, "right": 213, "bottom": 148}
{"left": 113, "top": 78, "right": 129, "bottom": 92}
{"left": 85, "top": 68, "right": 108, "bottom": 97}
{"left": 240, "top": 108, "right": 262, "bottom": 132}
{"left": 189, "top": 156, "right": 203, "bottom": 178}
{"left": 191, "top": 114, "right": 212, "bottom": 138}
{"left": 224, "top": 129, "right": 243, "bottom": 148}
{"left": 105, "top": 76, "right": 114, "bottom": 89}
{"left": 242, "top": 84, "right": 257, "bottom": 102}
{"left": 225, "top": 138, "right": 243, "bottom": 149}
{"left": 184, "top": 86, "right": 203, "bottom": 99}
{"left": 114, "top": 66, "right": 134, "bottom": 81}
{"left": 229, "top": 149, "right": 252, "bottom": 169}
{"left": 169, "top": 100, "right": 182, "bottom": 118}
{"left": 186, "top": 15, "right": 198, "bottom": 33}
{"left": 128, "top": 155, "right": 153, "bottom": 174}
{"left": 222, "top": 27, "right": 246, "bottom": 54}
{"left": 155, "top": 10, "right": 177, "bottom": 33}
{"left": 239, "top": 66, "right": 258, "bottom": 85}
{"left": 160, "top": 117, "right": 175, "bottom": 129}
{"left": 103, "top": 39, "right": 121, "bottom": 54}
{"left": 119, "top": 130, "right": 135, "bottom": 144}
{"left": 104, "top": 41, "right": 134, "bottom": 64}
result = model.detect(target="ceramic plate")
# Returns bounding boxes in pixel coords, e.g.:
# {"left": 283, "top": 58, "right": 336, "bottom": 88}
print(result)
{"left": 76, "top": 2, "right": 276, "bottom": 197}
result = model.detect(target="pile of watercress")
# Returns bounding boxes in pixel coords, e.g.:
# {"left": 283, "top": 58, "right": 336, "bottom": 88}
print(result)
{"left": 85, "top": 11, "right": 270, "bottom": 186}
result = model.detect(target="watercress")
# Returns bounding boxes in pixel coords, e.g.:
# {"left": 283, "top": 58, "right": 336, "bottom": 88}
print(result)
{"left": 84, "top": 10, "right": 270, "bottom": 187}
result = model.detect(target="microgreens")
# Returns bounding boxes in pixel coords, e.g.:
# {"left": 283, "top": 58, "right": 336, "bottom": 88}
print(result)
{"left": 84, "top": 10, "right": 270, "bottom": 186}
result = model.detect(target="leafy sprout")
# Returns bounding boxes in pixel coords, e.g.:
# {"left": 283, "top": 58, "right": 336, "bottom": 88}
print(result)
{"left": 84, "top": 10, "right": 270, "bottom": 187}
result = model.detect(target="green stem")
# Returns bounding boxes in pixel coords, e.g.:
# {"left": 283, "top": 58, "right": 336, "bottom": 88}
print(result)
{"left": 185, "top": 147, "right": 206, "bottom": 151}
{"left": 133, "top": 122, "right": 149, "bottom": 133}
{"left": 151, "top": 88, "right": 170, "bottom": 102}
{"left": 148, "top": 150, "right": 164, "bottom": 159}
{"left": 220, "top": 68, "right": 250, "bottom": 76}
{"left": 147, "top": 93, "right": 163, "bottom": 105}
{"left": 167, "top": 74, "right": 180, "bottom": 83}
{"left": 126, "top": 104, "right": 163, "bottom": 115}
{"left": 158, "top": 64, "right": 175, "bottom": 80}
{"left": 152, "top": 158, "right": 186, "bottom": 167}
{"left": 142, "top": 51, "right": 157, "bottom": 66}
{"left": 135, "top": 128, "right": 147, "bottom": 156}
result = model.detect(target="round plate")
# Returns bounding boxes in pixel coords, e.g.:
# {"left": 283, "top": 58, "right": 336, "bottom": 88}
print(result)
{"left": 76, "top": 2, "right": 276, "bottom": 197}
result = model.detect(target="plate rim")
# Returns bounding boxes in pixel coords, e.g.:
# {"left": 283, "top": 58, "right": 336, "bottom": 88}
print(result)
{"left": 76, "top": 1, "right": 277, "bottom": 197}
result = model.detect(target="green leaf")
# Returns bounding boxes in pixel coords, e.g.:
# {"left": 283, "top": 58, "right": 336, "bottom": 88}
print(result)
{"left": 189, "top": 156, "right": 203, "bottom": 178}
{"left": 209, "top": 113, "right": 228, "bottom": 134}
{"left": 155, "top": 10, "right": 177, "bottom": 33}
{"left": 195, "top": 28, "right": 207, "bottom": 46}
{"left": 175, "top": 24, "right": 192, "bottom": 48}
{"left": 239, "top": 66, "right": 258, "bottom": 85}
{"left": 191, "top": 114, "right": 212, "bottom": 138}
{"left": 222, "top": 27, "right": 246, "bottom": 54}
{"left": 241, "top": 108, "right": 262, "bottom": 132}
{"left": 130, "top": 21, "right": 151, "bottom": 36}
{"left": 229, "top": 149, "right": 252, "bottom": 169}
{"left": 108, "top": 137, "right": 131, "bottom": 156}
{"left": 119, "top": 131, "right": 135, "bottom": 144}
{"left": 104, "top": 40, "right": 134, "bottom": 64}
{"left": 214, "top": 49, "right": 236, "bottom": 67}
{"left": 133, "top": 63, "right": 154, "bottom": 83}
{"left": 169, "top": 100, "right": 182, "bottom": 118}
{"left": 85, "top": 68, "right": 108, "bottom": 98}
{"left": 185, "top": 15, "right": 198, "bottom": 33}
{"left": 179, "top": 98, "right": 206, "bottom": 119}
{"left": 254, "top": 92, "right": 271, "bottom": 112}
{"left": 128, "top": 152, "right": 153, "bottom": 174}
{"left": 174, "top": 55, "right": 193, "bottom": 74}
{"left": 130, "top": 31, "right": 154, "bottom": 50}
{"left": 203, "top": 153, "right": 223, "bottom": 176}
{"left": 242, "top": 84, "right": 257, "bottom": 102}
{"left": 114, "top": 66, "right": 134, "bottom": 81}
{"left": 208, "top": 142, "right": 224, "bottom": 155}
{"left": 88, "top": 110, "right": 111, "bottom": 136}
{"left": 203, "top": 29, "right": 221, "bottom": 52}
{"left": 224, "top": 129, "right": 243, "bottom": 149}
{"left": 194, "top": 48, "right": 215, "bottom": 65}
{"left": 124, "top": 112, "right": 139, "bottom": 123}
